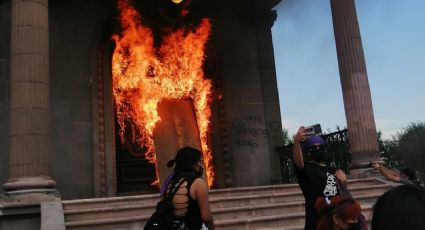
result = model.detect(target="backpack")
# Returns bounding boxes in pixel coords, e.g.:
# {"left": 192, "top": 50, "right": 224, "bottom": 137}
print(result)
{"left": 144, "top": 178, "right": 187, "bottom": 230}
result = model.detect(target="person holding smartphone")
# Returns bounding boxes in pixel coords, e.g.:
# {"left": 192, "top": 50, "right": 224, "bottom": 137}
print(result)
{"left": 292, "top": 126, "right": 348, "bottom": 230}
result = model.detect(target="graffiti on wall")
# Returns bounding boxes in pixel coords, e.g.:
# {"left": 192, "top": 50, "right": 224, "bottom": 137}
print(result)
{"left": 231, "top": 115, "right": 281, "bottom": 148}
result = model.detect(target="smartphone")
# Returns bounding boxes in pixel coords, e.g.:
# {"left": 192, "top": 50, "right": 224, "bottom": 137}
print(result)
{"left": 304, "top": 124, "right": 322, "bottom": 136}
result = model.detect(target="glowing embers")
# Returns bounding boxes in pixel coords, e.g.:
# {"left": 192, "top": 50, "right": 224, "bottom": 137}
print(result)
{"left": 112, "top": 0, "right": 214, "bottom": 187}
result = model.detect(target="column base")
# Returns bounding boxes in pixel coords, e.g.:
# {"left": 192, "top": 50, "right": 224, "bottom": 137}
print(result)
{"left": 1, "top": 189, "right": 60, "bottom": 205}
{"left": 0, "top": 189, "right": 62, "bottom": 230}
{"left": 348, "top": 168, "right": 375, "bottom": 179}
{"left": 349, "top": 160, "right": 384, "bottom": 179}
{"left": 350, "top": 159, "right": 383, "bottom": 169}
{"left": 3, "top": 176, "right": 56, "bottom": 191}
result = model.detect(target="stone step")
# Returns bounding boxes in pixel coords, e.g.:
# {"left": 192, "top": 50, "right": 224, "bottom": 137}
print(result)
{"left": 209, "top": 184, "right": 390, "bottom": 209}
{"left": 62, "top": 194, "right": 160, "bottom": 211}
{"left": 63, "top": 183, "right": 389, "bottom": 222}
{"left": 212, "top": 193, "right": 378, "bottom": 221}
{"left": 64, "top": 203, "right": 153, "bottom": 222}
{"left": 63, "top": 178, "right": 390, "bottom": 229}
{"left": 62, "top": 178, "right": 388, "bottom": 211}
{"left": 346, "top": 178, "right": 385, "bottom": 188}
{"left": 65, "top": 200, "right": 308, "bottom": 223}
{"left": 209, "top": 178, "right": 383, "bottom": 198}
{"left": 62, "top": 178, "right": 384, "bottom": 209}
{"left": 214, "top": 205, "right": 374, "bottom": 230}
{"left": 64, "top": 191, "right": 381, "bottom": 228}
{"left": 66, "top": 215, "right": 146, "bottom": 230}
{"left": 65, "top": 203, "right": 374, "bottom": 230}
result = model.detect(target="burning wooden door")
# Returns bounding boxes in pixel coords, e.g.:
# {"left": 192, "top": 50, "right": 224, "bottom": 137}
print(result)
{"left": 153, "top": 98, "right": 203, "bottom": 186}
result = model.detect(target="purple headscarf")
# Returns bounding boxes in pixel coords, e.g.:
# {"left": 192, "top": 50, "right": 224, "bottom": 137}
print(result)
{"left": 303, "top": 135, "right": 325, "bottom": 152}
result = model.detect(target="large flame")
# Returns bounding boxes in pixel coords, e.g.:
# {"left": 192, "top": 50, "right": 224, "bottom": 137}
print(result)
{"left": 112, "top": 0, "right": 214, "bottom": 187}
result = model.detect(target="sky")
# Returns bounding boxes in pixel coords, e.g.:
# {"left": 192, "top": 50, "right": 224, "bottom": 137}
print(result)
{"left": 271, "top": 0, "right": 425, "bottom": 139}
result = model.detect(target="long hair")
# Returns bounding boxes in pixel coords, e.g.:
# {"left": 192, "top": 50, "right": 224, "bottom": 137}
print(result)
{"left": 167, "top": 146, "right": 202, "bottom": 174}
{"left": 315, "top": 195, "right": 361, "bottom": 230}
{"left": 372, "top": 185, "right": 425, "bottom": 230}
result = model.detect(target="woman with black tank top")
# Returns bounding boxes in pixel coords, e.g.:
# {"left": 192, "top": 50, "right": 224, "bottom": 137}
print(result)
{"left": 163, "top": 147, "right": 215, "bottom": 230}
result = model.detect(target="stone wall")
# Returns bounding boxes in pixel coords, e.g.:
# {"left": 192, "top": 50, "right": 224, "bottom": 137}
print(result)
{"left": 48, "top": 0, "right": 114, "bottom": 199}
{"left": 210, "top": 1, "right": 283, "bottom": 187}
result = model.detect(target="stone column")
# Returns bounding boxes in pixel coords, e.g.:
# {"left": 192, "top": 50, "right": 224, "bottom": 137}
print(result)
{"left": 3, "top": 0, "right": 56, "bottom": 191}
{"left": 330, "top": 0, "right": 380, "bottom": 167}
{"left": 255, "top": 10, "right": 285, "bottom": 183}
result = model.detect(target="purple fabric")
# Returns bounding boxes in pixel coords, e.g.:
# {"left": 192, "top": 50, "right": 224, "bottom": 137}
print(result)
{"left": 304, "top": 136, "right": 325, "bottom": 148}
{"left": 160, "top": 172, "right": 175, "bottom": 197}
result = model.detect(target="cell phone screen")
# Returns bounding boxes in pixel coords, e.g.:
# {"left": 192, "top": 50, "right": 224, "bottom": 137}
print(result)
{"left": 311, "top": 124, "right": 322, "bottom": 135}
{"left": 304, "top": 124, "right": 321, "bottom": 136}
{"left": 304, "top": 127, "right": 314, "bottom": 133}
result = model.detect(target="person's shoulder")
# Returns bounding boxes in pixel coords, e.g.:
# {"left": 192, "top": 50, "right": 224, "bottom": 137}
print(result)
{"left": 192, "top": 177, "right": 207, "bottom": 186}
{"left": 191, "top": 178, "right": 208, "bottom": 194}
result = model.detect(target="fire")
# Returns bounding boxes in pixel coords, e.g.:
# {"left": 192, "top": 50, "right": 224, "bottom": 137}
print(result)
{"left": 112, "top": 0, "right": 214, "bottom": 187}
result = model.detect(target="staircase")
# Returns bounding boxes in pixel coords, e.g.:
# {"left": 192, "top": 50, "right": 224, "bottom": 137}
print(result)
{"left": 62, "top": 178, "right": 393, "bottom": 230}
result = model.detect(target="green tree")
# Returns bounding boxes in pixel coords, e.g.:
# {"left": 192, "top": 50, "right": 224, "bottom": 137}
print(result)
{"left": 278, "top": 128, "right": 295, "bottom": 183}
{"left": 394, "top": 122, "right": 425, "bottom": 182}
{"left": 377, "top": 130, "right": 399, "bottom": 168}
{"left": 282, "top": 128, "right": 293, "bottom": 146}
{"left": 380, "top": 122, "right": 425, "bottom": 183}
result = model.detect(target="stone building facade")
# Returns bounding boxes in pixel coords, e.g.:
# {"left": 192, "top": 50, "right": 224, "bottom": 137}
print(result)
{"left": 0, "top": 0, "right": 379, "bottom": 202}
{"left": 0, "top": 0, "right": 287, "bottom": 200}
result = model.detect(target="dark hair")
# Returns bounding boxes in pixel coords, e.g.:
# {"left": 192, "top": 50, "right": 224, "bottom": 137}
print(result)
{"left": 400, "top": 168, "right": 416, "bottom": 181}
{"left": 372, "top": 185, "right": 425, "bottom": 230}
{"left": 167, "top": 146, "right": 202, "bottom": 173}
{"left": 315, "top": 195, "right": 361, "bottom": 230}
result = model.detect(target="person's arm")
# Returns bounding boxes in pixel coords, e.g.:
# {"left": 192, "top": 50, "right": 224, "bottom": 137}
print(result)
{"left": 382, "top": 166, "right": 399, "bottom": 178}
{"left": 335, "top": 169, "right": 348, "bottom": 188}
{"left": 193, "top": 178, "right": 215, "bottom": 230}
{"left": 292, "top": 126, "right": 306, "bottom": 169}
{"left": 372, "top": 163, "right": 400, "bottom": 182}
{"left": 380, "top": 166, "right": 401, "bottom": 182}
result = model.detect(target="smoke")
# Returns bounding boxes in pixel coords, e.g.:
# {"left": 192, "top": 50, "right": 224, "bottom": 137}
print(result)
{"left": 273, "top": 0, "right": 300, "bottom": 11}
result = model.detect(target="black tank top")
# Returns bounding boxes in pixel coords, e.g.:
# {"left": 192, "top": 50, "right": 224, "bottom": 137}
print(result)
{"left": 166, "top": 172, "right": 202, "bottom": 230}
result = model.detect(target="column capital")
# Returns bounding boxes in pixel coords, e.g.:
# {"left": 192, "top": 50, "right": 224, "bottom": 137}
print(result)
{"left": 255, "top": 10, "right": 278, "bottom": 29}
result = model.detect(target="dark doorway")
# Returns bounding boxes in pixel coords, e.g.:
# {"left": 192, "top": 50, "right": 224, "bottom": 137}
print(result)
{"left": 115, "top": 118, "right": 158, "bottom": 195}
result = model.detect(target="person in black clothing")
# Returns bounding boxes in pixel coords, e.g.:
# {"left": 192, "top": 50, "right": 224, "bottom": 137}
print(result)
{"left": 372, "top": 184, "right": 425, "bottom": 230}
{"left": 163, "top": 147, "right": 215, "bottom": 230}
{"left": 292, "top": 126, "right": 348, "bottom": 230}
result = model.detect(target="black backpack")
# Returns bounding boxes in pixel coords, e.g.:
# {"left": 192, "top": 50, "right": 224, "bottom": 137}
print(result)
{"left": 144, "top": 178, "right": 187, "bottom": 230}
